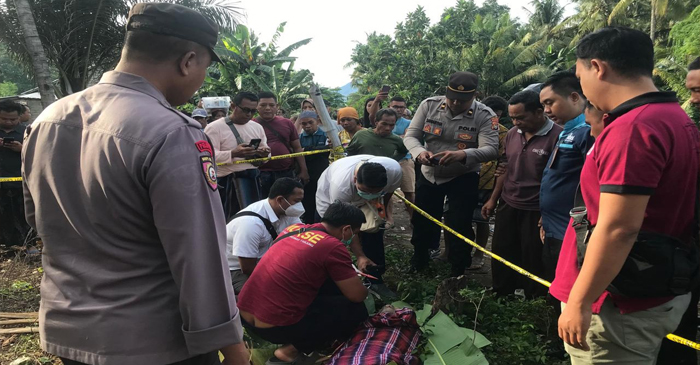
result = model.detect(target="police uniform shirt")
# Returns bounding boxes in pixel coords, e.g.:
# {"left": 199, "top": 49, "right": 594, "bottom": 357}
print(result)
{"left": 22, "top": 71, "right": 242, "bottom": 365}
{"left": 404, "top": 96, "right": 499, "bottom": 185}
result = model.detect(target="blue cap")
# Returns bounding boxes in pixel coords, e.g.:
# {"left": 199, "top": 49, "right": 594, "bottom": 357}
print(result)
{"left": 192, "top": 108, "right": 208, "bottom": 118}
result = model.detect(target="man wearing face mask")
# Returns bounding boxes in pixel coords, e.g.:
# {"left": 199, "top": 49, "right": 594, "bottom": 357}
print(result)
{"left": 404, "top": 71, "right": 499, "bottom": 277}
{"left": 226, "top": 178, "right": 305, "bottom": 294}
{"left": 316, "top": 155, "right": 402, "bottom": 297}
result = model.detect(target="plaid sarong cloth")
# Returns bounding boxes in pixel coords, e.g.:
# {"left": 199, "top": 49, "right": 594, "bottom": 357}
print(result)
{"left": 326, "top": 307, "right": 422, "bottom": 365}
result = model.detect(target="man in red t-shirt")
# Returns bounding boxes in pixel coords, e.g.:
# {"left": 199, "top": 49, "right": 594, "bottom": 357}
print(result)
{"left": 237, "top": 202, "right": 368, "bottom": 364}
{"left": 550, "top": 27, "right": 700, "bottom": 364}
{"left": 255, "top": 92, "right": 310, "bottom": 198}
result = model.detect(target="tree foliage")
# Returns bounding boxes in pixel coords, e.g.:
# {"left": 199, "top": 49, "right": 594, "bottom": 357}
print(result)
{"left": 348, "top": 0, "right": 700, "bottom": 111}
{"left": 0, "top": 0, "right": 243, "bottom": 96}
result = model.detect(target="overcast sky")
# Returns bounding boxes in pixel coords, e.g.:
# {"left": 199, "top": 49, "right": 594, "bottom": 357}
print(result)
{"left": 236, "top": 0, "right": 576, "bottom": 88}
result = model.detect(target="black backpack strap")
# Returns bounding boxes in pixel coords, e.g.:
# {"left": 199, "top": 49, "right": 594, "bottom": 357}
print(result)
{"left": 259, "top": 119, "right": 293, "bottom": 153}
{"left": 273, "top": 227, "right": 326, "bottom": 244}
{"left": 231, "top": 211, "right": 278, "bottom": 240}
{"left": 225, "top": 116, "right": 246, "bottom": 145}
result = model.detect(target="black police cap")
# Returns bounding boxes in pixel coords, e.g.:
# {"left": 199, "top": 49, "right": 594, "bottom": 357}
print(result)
{"left": 446, "top": 72, "right": 479, "bottom": 100}
{"left": 127, "top": 3, "right": 221, "bottom": 62}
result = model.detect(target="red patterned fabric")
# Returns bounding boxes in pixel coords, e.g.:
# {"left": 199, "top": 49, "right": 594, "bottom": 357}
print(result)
{"left": 326, "top": 308, "right": 422, "bottom": 365}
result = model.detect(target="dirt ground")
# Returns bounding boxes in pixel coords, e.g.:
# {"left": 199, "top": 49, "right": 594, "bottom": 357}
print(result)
{"left": 2, "top": 196, "right": 699, "bottom": 364}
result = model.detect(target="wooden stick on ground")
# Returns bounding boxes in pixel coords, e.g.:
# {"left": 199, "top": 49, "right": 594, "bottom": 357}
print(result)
{"left": 0, "top": 318, "right": 38, "bottom": 325}
{"left": 0, "top": 327, "right": 39, "bottom": 334}
{"left": 0, "top": 312, "right": 39, "bottom": 319}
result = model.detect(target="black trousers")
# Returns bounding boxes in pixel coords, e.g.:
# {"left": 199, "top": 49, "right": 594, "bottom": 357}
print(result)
{"left": 361, "top": 230, "right": 386, "bottom": 283}
{"left": 301, "top": 156, "right": 328, "bottom": 224}
{"left": 542, "top": 237, "right": 563, "bottom": 282}
{"left": 657, "top": 284, "right": 700, "bottom": 365}
{"left": 491, "top": 201, "right": 547, "bottom": 298}
{"left": 0, "top": 188, "right": 30, "bottom": 247}
{"left": 410, "top": 172, "right": 479, "bottom": 276}
{"left": 61, "top": 351, "right": 220, "bottom": 365}
{"left": 241, "top": 282, "right": 368, "bottom": 353}
{"left": 258, "top": 169, "right": 295, "bottom": 201}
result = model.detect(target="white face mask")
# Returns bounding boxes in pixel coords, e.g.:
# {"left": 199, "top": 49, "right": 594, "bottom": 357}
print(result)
{"left": 283, "top": 197, "right": 305, "bottom": 217}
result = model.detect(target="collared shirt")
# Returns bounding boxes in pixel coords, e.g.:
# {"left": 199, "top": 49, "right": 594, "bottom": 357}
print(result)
{"left": 478, "top": 123, "right": 509, "bottom": 190}
{"left": 404, "top": 96, "right": 499, "bottom": 185}
{"left": 316, "top": 155, "right": 402, "bottom": 217}
{"left": 551, "top": 92, "right": 699, "bottom": 314}
{"left": 204, "top": 118, "right": 269, "bottom": 177}
{"left": 227, "top": 199, "right": 301, "bottom": 271}
{"left": 254, "top": 116, "right": 299, "bottom": 172}
{"left": 392, "top": 117, "right": 412, "bottom": 160}
{"left": 22, "top": 71, "right": 243, "bottom": 365}
{"left": 299, "top": 128, "right": 328, "bottom": 150}
{"left": 540, "top": 114, "right": 593, "bottom": 240}
{"left": 501, "top": 118, "right": 562, "bottom": 211}
{"left": 0, "top": 123, "right": 25, "bottom": 189}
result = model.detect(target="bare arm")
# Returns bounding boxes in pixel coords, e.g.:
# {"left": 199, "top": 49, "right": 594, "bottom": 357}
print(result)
{"left": 291, "top": 139, "right": 309, "bottom": 183}
{"left": 559, "top": 193, "right": 649, "bottom": 350}
{"left": 335, "top": 276, "right": 369, "bottom": 303}
{"left": 238, "top": 257, "right": 258, "bottom": 276}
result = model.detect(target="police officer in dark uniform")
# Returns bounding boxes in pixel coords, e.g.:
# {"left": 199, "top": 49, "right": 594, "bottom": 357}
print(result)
{"left": 22, "top": 3, "right": 249, "bottom": 365}
{"left": 404, "top": 71, "right": 499, "bottom": 276}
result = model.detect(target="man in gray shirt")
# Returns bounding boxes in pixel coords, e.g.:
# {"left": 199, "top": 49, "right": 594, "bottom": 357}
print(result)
{"left": 22, "top": 4, "right": 248, "bottom": 365}
{"left": 404, "top": 71, "right": 499, "bottom": 277}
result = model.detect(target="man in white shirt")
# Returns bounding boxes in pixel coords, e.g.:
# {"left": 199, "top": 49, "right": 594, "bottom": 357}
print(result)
{"left": 204, "top": 91, "right": 271, "bottom": 220}
{"left": 316, "top": 155, "right": 402, "bottom": 298}
{"left": 228, "top": 178, "right": 305, "bottom": 294}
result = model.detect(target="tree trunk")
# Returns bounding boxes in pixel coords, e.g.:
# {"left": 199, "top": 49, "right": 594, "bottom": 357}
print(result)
{"left": 14, "top": 0, "right": 54, "bottom": 108}
{"left": 650, "top": 3, "right": 656, "bottom": 42}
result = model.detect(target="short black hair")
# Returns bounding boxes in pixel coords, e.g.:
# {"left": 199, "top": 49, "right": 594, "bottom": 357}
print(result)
{"left": 481, "top": 96, "right": 508, "bottom": 113}
{"left": 375, "top": 108, "right": 399, "bottom": 123}
{"left": 542, "top": 71, "right": 583, "bottom": 97}
{"left": 356, "top": 162, "right": 388, "bottom": 189}
{"left": 258, "top": 91, "right": 277, "bottom": 103}
{"left": 124, "top": 29, "right": 205, "bottom": 63}
{"left": 233, "top": 92, "right": 259, "bottom": 105}
{"left": 508, "top": 90, "right": 542, "bottom": 113}
{"left": 576, "top": 26, "right": 654, "bottom": 78}
{"left": 389, "top": 96, "right": 406, "bottom": 103}
{"left": 0, "top": 100, "right": 23, "bottom": 115}
{"left": 268, "top": 177, "right": 303, "bottom": 199}
{"left": 322, "top": 201, "right": 366, "bottom": 229}
{"left": 689, "top": 57, "right": 700, "bottom": 71}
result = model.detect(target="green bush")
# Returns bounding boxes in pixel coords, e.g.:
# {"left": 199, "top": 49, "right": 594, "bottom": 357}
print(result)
{"left": 383, "top": 245, "right": 566, "bottom": 365}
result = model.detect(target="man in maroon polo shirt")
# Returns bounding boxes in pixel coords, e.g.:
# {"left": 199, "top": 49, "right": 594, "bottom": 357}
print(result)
{"left": 551, "top": 27, "right": 700, "bottom": 364}
{"left": 482, "top": 90, "right": 562, "bottom": 298}
{"left": 255, "top": 91, "right": 310, "bottom": 198}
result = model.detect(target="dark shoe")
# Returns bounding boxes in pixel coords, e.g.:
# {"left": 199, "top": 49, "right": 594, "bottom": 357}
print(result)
{"left": 369, "top": 283, "right": 398, "bottom": 301}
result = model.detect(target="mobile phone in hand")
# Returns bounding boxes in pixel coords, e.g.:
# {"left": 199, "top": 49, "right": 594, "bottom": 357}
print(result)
{"left": 430, "top": 156, "right": 441, "bottom": 165}
{"left": 3, "top": 137, "right": 15, "bottom": 145}
{"left": 249, "top": 138, "right": 261, "bottom": 150}
{"left": 380, "top": 85, "right": 391, "bottom": 94}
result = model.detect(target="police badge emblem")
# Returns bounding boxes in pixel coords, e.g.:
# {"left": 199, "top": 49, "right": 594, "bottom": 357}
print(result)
{"left": 201, "top": 156, "right": 217, "bottom": 191}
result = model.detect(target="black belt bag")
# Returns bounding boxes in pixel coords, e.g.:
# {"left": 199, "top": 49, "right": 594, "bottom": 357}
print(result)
{"left": 571, "top": 199, "right": 700, "bottom": 298}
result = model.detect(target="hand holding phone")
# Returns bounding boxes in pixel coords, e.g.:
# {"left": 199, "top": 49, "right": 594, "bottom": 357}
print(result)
{"left": 248, "top": 139, "right": 261, "bottom": 150}
{"left": 3, "top": 137, "right": 15, "bottom": 145}
{"left": 380, "top": 85, "right": 391, "bottom": 94}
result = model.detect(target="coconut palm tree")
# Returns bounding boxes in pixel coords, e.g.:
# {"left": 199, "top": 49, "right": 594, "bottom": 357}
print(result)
{"left": 11, "top": 0, "right": 53, "bottom": 107}
{"left": 0, "top": 0, "right": 242, "bottom": 96}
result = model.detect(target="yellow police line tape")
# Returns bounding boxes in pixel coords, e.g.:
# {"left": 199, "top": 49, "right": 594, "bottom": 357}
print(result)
{"left": 0, "top": 149, "right": 338, "bottom": 182}
{"left": 221, "top": 148, "right": 333, "bottom": 166}
{"left": 392, "top": 192, "right": 700, "bottom": 351}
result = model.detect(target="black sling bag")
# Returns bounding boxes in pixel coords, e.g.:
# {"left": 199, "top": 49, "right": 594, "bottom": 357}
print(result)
{"left": 571, "top": 184, "right": 700, "bottom": 298}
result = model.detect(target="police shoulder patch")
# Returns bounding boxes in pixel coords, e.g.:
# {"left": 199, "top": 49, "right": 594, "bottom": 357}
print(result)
{"left": 200, "top": 156, "right": 217, "bottom": 191}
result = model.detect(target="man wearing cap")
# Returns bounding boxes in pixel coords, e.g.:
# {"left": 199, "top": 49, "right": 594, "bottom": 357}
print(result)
{"left": 22, "top": 3, "right": 249, "bottom": 365}
{"left": 191, "top": 108, "right": 209, "bottom": 129}
{"left": 404, "top": 71, "right": 499, "bottom": 277}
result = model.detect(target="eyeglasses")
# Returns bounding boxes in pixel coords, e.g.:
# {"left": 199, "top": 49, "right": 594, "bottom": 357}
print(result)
{"left": 390, "top": 105, "right": 406, "bottom": 110}
{"left": 236, "top": 106, "right": 257, "bottom": 115}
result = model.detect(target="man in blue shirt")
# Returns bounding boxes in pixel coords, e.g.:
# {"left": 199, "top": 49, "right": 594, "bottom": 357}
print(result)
{"left": 298, "top": 110, "right": 329, "bottom": 223}
{"left": 538, "top": 71, "right": 594, "bottom": 281}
